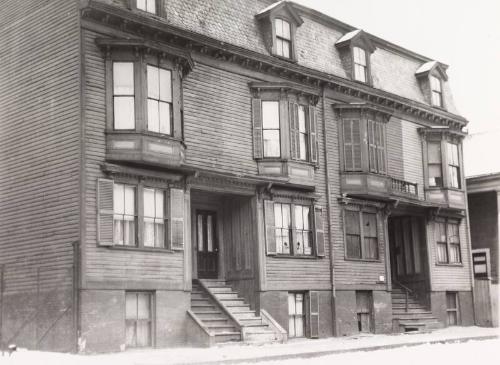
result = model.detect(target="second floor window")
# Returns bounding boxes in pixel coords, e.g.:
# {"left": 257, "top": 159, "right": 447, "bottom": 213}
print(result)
{"left": 113, "top": 62, "right": 135, "bottom": 130}
{"left": 297, "top": 105, "right": 308, "bottom": 161}
{"left": 428, "top": 142, "right": 443, "bottom": 187}
{"left": 345, "top": 209, "right": 378, "bottom": 260}
{"left": 147, "top": 65, "right": 172, "bottom": 135}
{"left": 137, "top": 0, "right": 156, "bottom": 14}
{"left": 447, "top": 142, "right": 461, "bottom": 189}
{"left": 262, "top": 101, "right": 281, "bottom": 158}
{"left": 113, "top": 183, "right": 137, "bottom": 246}
{"left": 367, "top": 120, "right": 386, "bottom": 174}
{"left": 353, "top": 47, "right": 367, "bottom": 83}
{"left": 275, "top": 18, "right": 291, "bottom": 59}
{"left": 430, "top": 76, "right": 443, "bottom": 107}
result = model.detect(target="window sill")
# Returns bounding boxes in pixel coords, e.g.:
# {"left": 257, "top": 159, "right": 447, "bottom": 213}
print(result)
{"left": 344, "top": 257, "right": 381, "bottom": 263}
{"left": 271, "top": 54, "right": 298, "bottom": 63}
{"left": 435, "top": 262, "right": 463, "bottom": 267}
{"left": 269, "top": 254, "right": 317, "bottom": 259}
{"left": 103, "top": 245, "right": 178, "bottom": 254}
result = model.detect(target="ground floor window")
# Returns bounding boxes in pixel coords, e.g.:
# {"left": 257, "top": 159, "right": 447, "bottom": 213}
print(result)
{"left": 446, "top": 292, "right": 459, "bottom": 326}
{"left": 288, "top": 292, "right": 305, "bottom": 338}
{"left": 356, "top": 291, "right": 373, "bottom": 333}
{"left": 126, "top": 292, "right": 153, "bottom": 347}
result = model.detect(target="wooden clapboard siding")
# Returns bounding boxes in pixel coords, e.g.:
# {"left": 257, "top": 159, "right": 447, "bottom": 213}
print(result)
{"left": 326, "top": 98, "right": 388, "bottom": 286}
{"left": 81, "top": 28, "right": 185, "bottom": 287}
{"left": 386, "top": 118, "right": 404, "bottom": 180}
{"left": 0, "top": 0, "right": 80, "bottom": 294}
{"left": 265, "top": 100, "right": 330, "bottom": 290}
{"left": 427, "top": 219, "right": 472, "bottom": 291}
{"left": 183, "top": 63, "right": 257, "bottom": 175}
{"left": 401, "top": 120, "right": 425, "bottom": 198}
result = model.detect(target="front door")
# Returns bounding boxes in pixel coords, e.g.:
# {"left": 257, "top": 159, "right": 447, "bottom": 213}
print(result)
{"left": 196, "top": 210, "right": 218, "bottom": 278}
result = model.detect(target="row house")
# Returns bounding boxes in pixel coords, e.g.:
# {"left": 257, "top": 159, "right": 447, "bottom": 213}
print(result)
{"left": 0, "top": 0, "right": 474, "bottom": 352}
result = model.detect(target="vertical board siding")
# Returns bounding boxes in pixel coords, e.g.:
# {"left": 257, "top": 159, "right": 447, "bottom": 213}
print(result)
{"left": 0, "top": 0, "right": 80, "bottom": 292}
{"left": 427, "top": 220, "right": 472, "bottom": 291}
{"left": 386, "top": 118, "right": 404, "bottom": 180}
{"left": 82, "top": 28, "right": 184, "bottom": 286}
{"left": 401, "top": 120, "right": 425, "bottom": 199}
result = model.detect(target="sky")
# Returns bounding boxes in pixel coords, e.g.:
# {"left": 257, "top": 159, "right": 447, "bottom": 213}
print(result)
{"left": 293, "top": 0, "right": 500, "bottom": 175}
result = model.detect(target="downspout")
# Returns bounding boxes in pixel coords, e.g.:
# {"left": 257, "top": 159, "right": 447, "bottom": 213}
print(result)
{"left": 321, "top": 85, "right": 337, "bottom": 336}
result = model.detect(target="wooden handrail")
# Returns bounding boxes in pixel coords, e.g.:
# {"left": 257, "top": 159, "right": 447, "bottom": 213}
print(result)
{"left": 393, "top": 281, "right": 413, "bottom": 313}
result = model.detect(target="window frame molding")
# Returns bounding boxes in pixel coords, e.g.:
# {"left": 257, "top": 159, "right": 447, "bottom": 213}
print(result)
{"left": 342, "top": 204, "right": 381, "bottom": 262}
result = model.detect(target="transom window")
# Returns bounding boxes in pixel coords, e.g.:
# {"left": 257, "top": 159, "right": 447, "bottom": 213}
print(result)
{"left": 137, "top": 0, "right": 156, "bottom": 14}
{"left": 125, "top": 292, "right": 153, "bottom": 348}
{"left": 430, "top": 76, "right": 442, "bottom": 107}
{"left": 436, "top": 220, "right": 461, "bottom": 264}
{"left": 275, "top": 18, "right": 291, "bottom": 59}
{"left": 113, "top": 62, "right": 135, "bottom": 130}
{"left": 427, "top": 142, "right": 443, "bottom": 187}
{"left": 288, "top": 293, "right": 305, "bottom": 338}
{"left": 113, "top": 184, "right": 137, "bottom": 246}
{"left": 353, "top": 47, "right": 367, "bottom": 83}
{"left": 147, "top": 65, "right": 172, "bottom": 135}
{"left": 345, "top": 209, "right": 378, "bottom": 260}
{"left": 447, "top": 142, "right": 460, "bottom": 189}
{"left": 262, "top": 101, "right": 281, "bottom": 158}
{"left": 143, "top": 188, "right": 167, "bottom": 248}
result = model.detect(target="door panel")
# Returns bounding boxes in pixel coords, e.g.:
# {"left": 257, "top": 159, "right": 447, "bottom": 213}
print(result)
{"left": 196, "top": 210, "right": 218, "bottom": 279}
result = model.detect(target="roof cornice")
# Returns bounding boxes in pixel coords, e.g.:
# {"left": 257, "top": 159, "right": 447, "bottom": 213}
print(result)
{"left": 81, "top": 0, "right": 467, "bottom": 129}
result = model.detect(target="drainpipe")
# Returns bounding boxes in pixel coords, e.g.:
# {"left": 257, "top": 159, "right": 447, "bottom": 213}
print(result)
{"left": 321, "top": 85, "right": 337, "bottom": 336}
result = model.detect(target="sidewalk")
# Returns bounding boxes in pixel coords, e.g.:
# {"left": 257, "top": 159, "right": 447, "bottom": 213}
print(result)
{"left": 2, "top": 326, "right": 499, "bottom": 365}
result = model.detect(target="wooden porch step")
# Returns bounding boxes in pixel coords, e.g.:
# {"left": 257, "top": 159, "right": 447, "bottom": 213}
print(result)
{"left": 214, "top": 332, "right": 241, "bottom": 343}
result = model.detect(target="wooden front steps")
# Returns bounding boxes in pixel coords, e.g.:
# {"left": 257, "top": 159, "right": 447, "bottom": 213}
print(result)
{"left": 187, "top": 279, "right": 287, "bottom": 346}
{"left": 391, "top": 287, "right": 442, "bottom": 333}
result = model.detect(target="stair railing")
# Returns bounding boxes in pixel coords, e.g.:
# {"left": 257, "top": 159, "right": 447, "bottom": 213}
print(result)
{"left": 394, "top": 281, "right": 413, "bottom": 313}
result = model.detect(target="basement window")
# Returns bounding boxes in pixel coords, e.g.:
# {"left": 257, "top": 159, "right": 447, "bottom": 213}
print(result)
{"left": 126, "top": 292, "right": 154, "bottom": 348}
{"left": 356, "top": 291, "right": 373, "bottom": 333}
{"left": 288, "top": 292, "right": 305, "bottom": 338}
{"left": 446, "top": 292, "right": 459, "bottom": 326}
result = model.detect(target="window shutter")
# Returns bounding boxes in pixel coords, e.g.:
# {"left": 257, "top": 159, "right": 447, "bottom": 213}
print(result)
{"left": 308, "top": 291, "right": 320, "bottom": 338}
{"left": 97, "top": 178, "right": 114, "bottom": 246}
{"left": 264, "top": 200, "right": 276, "bottom": 255}
{"left": 367, "top": 119, "right": 377, "bottom": 172}
{"left": 289, "top": 102, "right": 299, "bottom": 160}
{"left": 309, "top": 105, "right": 318, "bottom": 165}
{"left": 252, "top": 98, "right": 263, "bottom": 159}
{"left": 343, "top": 119, "right": 361, "bottom": 171}
{"left": 376, "top": 122, "right": 387, "bottom": 174}
{"left": 314, "top": 205, "right": 325, "bottom": 257}
{"left": 170, "top": 188, "right": 185, "bottom": 250}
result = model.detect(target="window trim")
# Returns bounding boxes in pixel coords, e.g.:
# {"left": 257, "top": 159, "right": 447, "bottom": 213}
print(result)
{"left": 435, "top": 218, "right": 462, "bottom": 265}
{"left": 343, "top": 206, "right": 380, "bottom": 261}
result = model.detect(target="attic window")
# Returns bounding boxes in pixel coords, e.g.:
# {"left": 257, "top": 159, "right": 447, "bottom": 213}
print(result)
{"left": 353, "top": 47, "right": 367, "bottom": 83}
{"left": 137, "top": 0, "right": 156, "bottom": 14}
{"left": 335, "top": 30, "right": 375, "bottom": 85}
{"left": 275, "top": 18, "right": 292, "bottom": 59}
{"left": 430, "top": 76, "right": 442, "bottom": 107}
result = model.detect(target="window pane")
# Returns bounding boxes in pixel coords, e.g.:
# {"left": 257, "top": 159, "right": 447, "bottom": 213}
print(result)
{"left": 155, "top": 222, "right": 165, "bottom": 247}
{"left": 263, "top": 130, "right": 280, "bottom": 157}
{"left": 346, "top": 235, "right": 361, "bottom": 258}
{"left": 362, "top": 212, "right": 377, "bottom": 238}
{"left": 276, "top": 38, "right": 284, "bottom": 57}
{"left": 281, "top": 229, "right": 290, "bottom": 254}
{"left": 437, "top": 242, "right": 448, "bottom": 263}
{"left": 299, "top": 134, "right": 307, "bottom": 160}
{"left": 114, "top": 184, "right": 125, "bottom": 214}
{"left": 148, "top": 99, "right": 160, "bottom": 132}
{"left": 126, "top": 293, "right": 137, "bottom": 319}
{"left": 144, "top": 218, "right": 154, "bottom": 247}
{"left": 295, "top": 294, "right": 303, "bottom": 314}
{"left": 114, "top": 97, "right": 135, "bottom": 129}
{"left": 431, "top": 76, "right": 441, "bottom": 92}
{"left": 446, "top": 292, "right": 457, "bottom": 309}
{"left": 114, "top": 218, "right": 124, "bottom": 245}
{"left": 294, "top": 206, "right": 304, "bottom": 229}
{"left": 147, "top": 65, "right": 159, "bottom": 99}
{"left": 146, "top": 0, "right": 156, "bottom": 13}
{"left": 207, "top": 215, "right": 213, "bottom": 252}
{"left": 449, "top": 244, "right": 461, "bottom": 263}
{"left": 159, "top": 102, "right": 171, "bottom": 135}
{"left": 345, "top": 210, "right": 360, "bottom": 235}
{"left": 354, "top": 47, "right": 366, "bottom": 66}
{"left": 124, "top": 218, "right": 135, "bottom": 246}
{"left": 288, "top": 293, "right": 296, "bottom": 314}
{"left": 159, "top": 68, "right": 172, "bottom": 102}
{"left": 432, "top": 92, "right": 442, "bottom": 107}
{"left": 298, "top": 106, "right": 306, "bottom": 132}
{"left": 364, "top": 237, "right": 378, "bottom": 259}
{"left": 354, "top": 64, "right": 366, "bottom": 82}
{"left": 137, "top": 293, "right": 151, "bottom": 319}
{"left": 275, "top": 204, "right": 283, "bottom": 228}
{"left": 155, "top": 190, "right": 164, "bottom": 219}
{"left": 113, "top": 62, "right": 134, "bottom": 95}
{"left": 282, "top": 39, "right": 290, "bottom": 58}
{"left": 262, "top": 101, "right": 280, "bottom": 129}
{"left": 276, "top": 229, "right": 283, "bottom": 254}
{"left": 136, "top": 322, "right": 151, "bottom": 347}
{"left": 447, "top": 143, "right": 459, "bottom": 165}
{"left": 295, "top": 231, "right": 304, "bottom": 254}
{"left": 197, "top": 215, "right": 203, "bottom": 251}
{"left": 428, "top": 142, "right": 442, "bottom": 163}
{"left": 124, "top": 186, "right": 135, "bottom": 215}
{"left": 449, "top": 166, "right": 460, "bottom": 188}
{"left": 282, "top": 20, "right": 291, "bottom": 40}
{"left": 282, "top": 204, "right": 291, "bottom": 228}
{"left": 143, "top": 188, "right": 155, "bottom": 218}
{"left": 275, "top": 19, "right": 283, "bottom": 37}
{"left": 429, "top": 164, "right": 442, "bottom": 187}
{"left": 303, "top": 207, "right": 310, "bottom": 230}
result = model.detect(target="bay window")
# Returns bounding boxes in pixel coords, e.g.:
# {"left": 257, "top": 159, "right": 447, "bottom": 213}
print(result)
{"left": 297, "top": 105, "right": 308, "bottom": 161}
{"left": 147, "top": 65, "right": 172, "bottom": 135}
{"left": 447, "top": 142, "right": 461, "bottom": 189}
{"left": 427, "top": 142, "right": 443, "bottom": 187}
{"left": 262, "top": 101, "right": 281, "bottom": 158}
{"left": 113, "top": 62, "right": 135, "bottom": 130}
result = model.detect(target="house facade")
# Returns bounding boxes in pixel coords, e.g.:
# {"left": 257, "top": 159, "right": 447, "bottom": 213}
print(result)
{"left": 0, "top": 0, "right": 474, "bottom": 353}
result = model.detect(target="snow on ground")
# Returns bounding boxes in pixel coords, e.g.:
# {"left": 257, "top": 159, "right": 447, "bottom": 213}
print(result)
{"left": 0, "top": 326, "right": 498, "bottom": 365}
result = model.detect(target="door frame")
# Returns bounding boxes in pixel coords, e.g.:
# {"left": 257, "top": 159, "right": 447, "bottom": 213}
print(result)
{"left": 191, "top": 201, "right": 225, "bottom": 280}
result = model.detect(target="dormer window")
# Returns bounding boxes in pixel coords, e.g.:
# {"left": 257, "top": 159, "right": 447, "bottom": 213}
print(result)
{"left": 256, "top": 1, "right": 303, "bottom": 62}
{"left": 430, "top": 75, "right": 443, "bottom": 107}
{"left": 137, "top": 0, "right": 156, "bottom": 13}
{"left": 275, "top": 18, "right": 292, "bottom": 59}
{"left": 353, "top": 47, "right": 367, "bottom": 83}
{"left": 335, "top": 30, "right": 376, "bottom": 85}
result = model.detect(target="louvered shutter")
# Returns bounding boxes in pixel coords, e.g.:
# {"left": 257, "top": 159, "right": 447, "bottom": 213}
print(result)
{"left": 376, "top": 122, "right": 387, "bottom": 174}
{"left": 308, "top": 291, "right": 320, "bottom": 338}
{"left": 367, "top": 119, "right": 377, "bottom": 172}
{"left": 170, "top": 188, "right": 185, "bottom": 250}
{"left": 264, "top": 200, "right": 276, "bottom": 255}
{"left": 343, "top": 119, "right": 361, "bottom": 171}
{"left": 289, "top": 102, "right": 299, "bottom": 160}
{"left": 97, "top": 178, "right": 114, "bottom": 246}
{"left": 309, "top": 105, "right": 318, "bottom": 165}
{"left": 314, "top": 205, "right": 325, "bottom": 257}
{"left": 252, "top": 98, "right": 263, "bottom": 159}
